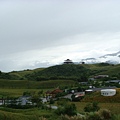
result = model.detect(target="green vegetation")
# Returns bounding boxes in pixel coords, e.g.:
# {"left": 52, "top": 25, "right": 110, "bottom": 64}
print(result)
{"left": 0, "top": 79, "right": 75, "bottom": 89}
{"left": 0, "top": 63, "right": 120, "bottom": 119}
{"left": 55, "top": 102, "right": 77, "bottom": 116}
{"left": 0, "top": 106, "right": 119, "bottom": 120}
{"left": 1, "top": 63, "right": 120, "bottom": 81}
{"left": 84, "top": 102, "right": 100, "bottom": 112}
{"left": 82, "top": 88, "right": 120, "bottom": 103}
{"left": 0, "top": 108, "right": 55, "bottom": 120}
{"left": 25, "top": 64, "right": 90, "bottom": 81}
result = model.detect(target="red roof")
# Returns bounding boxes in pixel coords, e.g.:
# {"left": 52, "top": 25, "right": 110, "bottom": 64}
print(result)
{"left": 50, "top": 89, "right": 63, "bottom": 94}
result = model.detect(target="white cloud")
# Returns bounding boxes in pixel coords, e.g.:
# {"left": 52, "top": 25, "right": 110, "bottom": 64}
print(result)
{"left": 0, "top": 32, "right": 119, "bottom": 72}
{"left": 0, "top": 1, "right": 120, "bottom": 72}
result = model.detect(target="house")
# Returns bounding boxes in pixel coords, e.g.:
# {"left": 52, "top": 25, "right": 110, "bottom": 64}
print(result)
{"left": 74, "top": 92, "right": 85, "bottom": 98}
{"left": 46, "top": 89, "right": 63, "bottom": 98}
{"left": 79, "top": 82, "right": 88, "bottom": 85}
{"left": 0, "top": 99, "right": 4, "bottom": 105}
{"left": 16, "top": 96, "right": 32, "bottom": 105}
{"left": 85, "top": 89, "right": 93, "bottom": 94}
{"left": 85, "top": 86, "right": 117, "bottom": 93}
{"left": 106, "top": 80, "right": 120, "bottom": 84}
{"left": 71, "top": 92, "right": 85, "bottom": 101}
{"left": 101, "top": 89, "right": 116, "bottom": 96}
{"left": 88, "top": 78, "right": 95, "bottom": 81}
{"left": 40, "top": 98, "right": 47, "bottom": 103}
{"left": 94, "top": 75, "right": 109, "bottom": 79}
{"left": 63, "top": 59, "right": 73, "bottom": 64}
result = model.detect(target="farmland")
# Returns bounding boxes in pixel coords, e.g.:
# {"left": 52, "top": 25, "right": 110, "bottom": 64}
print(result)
{"left": 0, "top": 63, "right": 120, "bottom": 119}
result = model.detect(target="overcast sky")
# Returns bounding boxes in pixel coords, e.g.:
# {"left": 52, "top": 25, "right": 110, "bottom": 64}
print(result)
{"left": 0, "top": 0, "right": 120, "bottom": 72}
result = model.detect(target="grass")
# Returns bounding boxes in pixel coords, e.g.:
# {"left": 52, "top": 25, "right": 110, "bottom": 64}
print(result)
{"left": 0, "top": 88, "right": 46, "bottom": 97}
{"left": 81, "top": 88, "right": 120, "bottom": 103}
{"left": 73, "top": 102, "right": 120, "bottom": 115}
{"left": 0, "top": 107, "right": 56, "bottom": 120}
{"left": 0, "top": 79, "right": 75, "bottom": 89}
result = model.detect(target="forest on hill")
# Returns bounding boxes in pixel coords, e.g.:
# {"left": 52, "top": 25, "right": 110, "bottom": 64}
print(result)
{"left": 0, "top": 63, "right": 120, "bottom": 81}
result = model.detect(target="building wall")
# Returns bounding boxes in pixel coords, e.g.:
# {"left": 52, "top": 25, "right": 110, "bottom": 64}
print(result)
{"left": 101, "top": 89, "right": 116, "bottom": 96}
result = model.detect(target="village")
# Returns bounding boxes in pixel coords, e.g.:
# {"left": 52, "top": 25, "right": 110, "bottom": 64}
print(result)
{"left": 0, "top": 72, "right": 119, "bottom": 108}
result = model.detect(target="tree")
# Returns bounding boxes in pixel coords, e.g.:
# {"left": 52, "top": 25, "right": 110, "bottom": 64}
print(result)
{"left": 38, "top": 90, "right": 43, "bottom": 97}
{"left": 31, "top": 95, "right": 42, "bottom": 108}
{"left": 55, "top": 103, "right": 77, "bottom": 116}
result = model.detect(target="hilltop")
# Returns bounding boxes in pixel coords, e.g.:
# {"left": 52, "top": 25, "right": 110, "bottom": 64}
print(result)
{"left": 0, "top": 63, "right": 120, "bottom": 81}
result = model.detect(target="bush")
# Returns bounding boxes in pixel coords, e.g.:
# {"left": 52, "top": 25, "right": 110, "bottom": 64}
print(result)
{"left": 84, "top": 102, "right": 100, "bottom": 112}
{"left": 49, "top": 99, "right": 54, "bottom": 104}
{"left": 98, "top": 109, "right": 112, "bottom": 120}
{"left": 55, "top": 103, "right": 77, "bottom": 116}
{"left": 86, "top": 109, "right": 112, "bottom": 120}
{"left": 60, "top": 114, "right": 85, "bottom": 120}
{"left": 86, "top": 112, "right": 101, "bottom": 120}
{"left": 112, "top": 114, "right": 120, "bottom": 120}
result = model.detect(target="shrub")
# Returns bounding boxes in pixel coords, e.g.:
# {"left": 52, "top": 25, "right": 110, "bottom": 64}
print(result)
{"left": 86, "top": 112, "right": 101, "bottom": 120}
{"left": 60, "top": 114, "right": 85, "bottom": 120}
{"left": 55, "top": 103, "right": 77, "bottom": 116}
{"left": 84, "top": 102, "right": 100, "bottom": 112}
{"left": 98, "top": 109, "right": 112, "bottom": 120}
{"left": 49, "top": 99, "right": 54, "bottom": 104}
{"left": 112, "top": 114, "right": 120, "bottom": 120}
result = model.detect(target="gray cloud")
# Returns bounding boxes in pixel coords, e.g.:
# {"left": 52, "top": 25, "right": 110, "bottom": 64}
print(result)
{"left": 0, "top": 0, "right": 120, "bottom": 71}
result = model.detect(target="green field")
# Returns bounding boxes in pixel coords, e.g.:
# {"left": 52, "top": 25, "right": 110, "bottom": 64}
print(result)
{"left": 0, "top": 101, "right": 119, "bottom": 120}
{"left": 73, "top": 102, "right": 120, "bottom": 115}
{"left": 0, "top": 108, "right": 55, "bottom": 120}
{"left": 0, "top": 79, "right": 75, "bottom": 89}
{"left": 0, "top": 64, "right": 120, "bottom": 119}
{"left": 0, "top": 79, "right": 75, "bottom": 97}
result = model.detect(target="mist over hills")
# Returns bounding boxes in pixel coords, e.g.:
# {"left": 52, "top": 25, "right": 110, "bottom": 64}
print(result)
{"left": 0, "top": 51, "right": 120, "bottom": 81}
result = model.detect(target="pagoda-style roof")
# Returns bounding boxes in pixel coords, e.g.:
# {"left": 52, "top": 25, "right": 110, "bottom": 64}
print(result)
{"left": 64, "top": 59, "right": 73, "bottom": 64}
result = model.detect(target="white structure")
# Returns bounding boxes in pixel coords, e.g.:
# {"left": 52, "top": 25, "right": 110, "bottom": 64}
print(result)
{"left": 85, "top": 89, "right": 93, "bottom": 94}
{"left": 101, "top": 89, "right": 116, "bottom": 96}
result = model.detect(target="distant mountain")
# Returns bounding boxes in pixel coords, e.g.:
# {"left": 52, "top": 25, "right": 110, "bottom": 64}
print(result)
{"left": 80, "top": 51, "right": 120, "bottom": 64}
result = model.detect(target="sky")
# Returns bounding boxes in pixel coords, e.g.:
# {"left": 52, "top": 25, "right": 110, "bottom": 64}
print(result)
{"left": 0, "top": 0, "right": 120, "bottom": 72}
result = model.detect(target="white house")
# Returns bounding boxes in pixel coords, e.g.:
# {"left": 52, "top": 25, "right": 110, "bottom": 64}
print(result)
{"left": 106, "top": 80, "right": 120, "bottom": 84}
{"left": 101, "top": 89, "right": 116, "bottom": 96}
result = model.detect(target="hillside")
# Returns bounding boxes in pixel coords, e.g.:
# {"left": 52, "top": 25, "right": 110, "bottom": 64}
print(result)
{"left": 24, "top": 64, "right": 90, "bottom": 81}
{"left": 0, "top": 63, "right": 120, "bottom": 81}
{"left": 82, "top": 88, "right": 120, "bottom": 103}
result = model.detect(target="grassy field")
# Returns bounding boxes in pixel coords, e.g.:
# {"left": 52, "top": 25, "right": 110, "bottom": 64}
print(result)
{"left": 0, "top": 79, "right": 75, "bottom": 97}
{"left": 0, "top": 79, "right": 76, "bottom": 89}
{"left": 73, "top": 102, "right": 120, "bottom": 115}
{"left": 0, "top": 102, "right": 119, "bottom": 120}
{"left": 0, "top": 88, "right": 47, "bottom": 97}
{"left": 0, "top": 108, "right": 55, "bottom": 120}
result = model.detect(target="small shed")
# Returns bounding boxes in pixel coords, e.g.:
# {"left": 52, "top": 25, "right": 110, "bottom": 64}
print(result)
{"left": 85, "top": 89, "right": 93, "bottom": 94}
{"left": 101, "top": 89, "right": 116, "bottom": 96}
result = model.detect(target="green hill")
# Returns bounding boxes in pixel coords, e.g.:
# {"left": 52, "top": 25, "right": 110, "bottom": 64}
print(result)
{"left": 24, "top": 64, "right": 90, "bottom": 81}
{"left": 0, "top": 63, "right": 120, "bottom": 81}
{"left": 82, "top": 88, "right": 120, "bottom": 103}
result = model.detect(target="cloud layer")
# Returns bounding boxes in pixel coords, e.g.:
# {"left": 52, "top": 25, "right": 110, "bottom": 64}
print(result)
{"left": 0, "top": 0, "right": 120, "bottom": 72}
